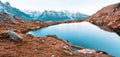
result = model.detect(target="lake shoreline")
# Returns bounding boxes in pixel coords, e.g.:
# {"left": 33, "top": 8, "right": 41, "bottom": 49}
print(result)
{"left": 0, "top": 18, "right": 113, "bottom": 57}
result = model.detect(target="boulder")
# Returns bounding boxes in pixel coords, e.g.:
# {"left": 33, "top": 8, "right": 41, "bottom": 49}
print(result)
{"left": 5, "top": 30, "right": 24, "bottom": 41}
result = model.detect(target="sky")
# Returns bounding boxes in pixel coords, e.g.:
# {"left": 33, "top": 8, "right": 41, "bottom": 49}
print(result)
{"left": 1, "top": 0, "right": 119, "bottom": 15}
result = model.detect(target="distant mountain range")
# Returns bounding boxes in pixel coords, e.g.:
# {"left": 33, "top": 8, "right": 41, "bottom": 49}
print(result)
{"left": 0, "top": 1, "right": 88, "bottom": 21}
{"left": 23, "top": 10, "right": 41, "bottom": 20}
{"left": 36, "top": 10, "right": 88, "bottom": 21}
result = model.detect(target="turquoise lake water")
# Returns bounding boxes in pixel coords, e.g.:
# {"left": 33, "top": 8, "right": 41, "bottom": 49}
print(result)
{"left": 28, "top": 22, "right": 120, "bottom": 57}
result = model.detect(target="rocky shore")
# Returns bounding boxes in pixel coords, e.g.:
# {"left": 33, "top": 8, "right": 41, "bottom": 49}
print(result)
{"left": 0, "top": 13, "right": 113, "bottom": 57}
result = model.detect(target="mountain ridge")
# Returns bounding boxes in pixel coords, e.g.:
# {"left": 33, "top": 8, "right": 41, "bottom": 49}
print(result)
{"left": 23, "top": 10, "right": 88, "bottom": 21}
{"left": 0, "top": 1, "right": 88, "bottom": 21}
{"left": 0, "top": 1, "right": 31, "bottom": 20}
{"left": 85, "top": 2, "right": 120, "bottom": 36}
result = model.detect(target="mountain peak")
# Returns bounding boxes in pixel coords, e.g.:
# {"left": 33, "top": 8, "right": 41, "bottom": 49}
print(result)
{"left": 5, "top": 2, "right": 11, "bottom": 6}
{"left": 0, "top": 1, "right": 31, "bottom": 20}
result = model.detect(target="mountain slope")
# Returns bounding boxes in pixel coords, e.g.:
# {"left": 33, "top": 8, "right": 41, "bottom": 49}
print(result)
{"left": 0, "top": 12, "right": 15, "bottom": 23}
{"left": 85, "top": 3, "right": 120, "bottom": 26}
{"left": 0, "top": 1, "right": 31, "bottom": 20}
{"left": 85, "top": 3, "right": 120, "bottom": 35}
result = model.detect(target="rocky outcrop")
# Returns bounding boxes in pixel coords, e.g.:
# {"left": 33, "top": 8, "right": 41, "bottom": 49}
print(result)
{"left": 85, "top": 3, "right": 120, "bottom": 35}
{"left": 107, "top": 19, "right": 120, "bottom": 35}
{"left": 76, "top": 49, "right": 96, "bottom": 54}
{"left": 5, "top": 30, "right": 24, "bottom": 41}
{"left": 0, "top": 12, "right": 14, "bottom": 22}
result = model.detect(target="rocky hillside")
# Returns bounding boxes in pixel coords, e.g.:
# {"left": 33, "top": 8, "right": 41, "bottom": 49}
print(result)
{"left": 85, "top": 3, "right": 120, "bottom": 35}
{"left": 0, "top": 12, "right": 15, "bottom": 22}
{"left": 0, "top": 13, "right": 113, "bottom": 57}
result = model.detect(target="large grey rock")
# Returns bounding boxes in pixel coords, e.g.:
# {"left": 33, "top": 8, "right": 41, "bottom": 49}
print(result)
{"left": 76, "top": 49, "right": 96, "bottom": 54}
{"left": 5, "top": 30, "right": 24, "bottom": 41}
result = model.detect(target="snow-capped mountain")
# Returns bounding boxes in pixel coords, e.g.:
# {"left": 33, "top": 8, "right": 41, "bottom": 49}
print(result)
{"left": 0, "top": 1, "right": 88, "bottom": 21}
{"left": 72, "top": 12, "right": 88, "bottom": 19}
{"left": 23, "top": 10, "right": 41, "bottom": 20}
{"left": 0, "top": 1, "right": 31, "bottom": 20}
{"left": 37, "top": 10, "right": 72, "bottom": 21}
{"left": 63, "top": 11, "right": 88, "bottom": 20}
{"left": 36, "top": 10, "right": 88, "bottom": 21}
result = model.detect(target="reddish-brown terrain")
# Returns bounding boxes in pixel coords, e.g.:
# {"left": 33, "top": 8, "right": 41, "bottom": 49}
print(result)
{"left": 85, "top": 3, "right": 120, "bottom": 35}
{"left": 0, "top": 12, "right": 113, "bottom": 57}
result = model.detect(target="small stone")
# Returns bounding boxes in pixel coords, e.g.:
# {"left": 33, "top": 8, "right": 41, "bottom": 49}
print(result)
{"left": 30, "top": 27, "right": 35, "bottom": 30}
{"left": 51, "top": 55, "right": 54, "bottom": 57}
{"left": 41, "top": 40, "right": 45, "bottom": 43}
{"left": 99, "top": 52, "right": 103, "bottom": 54}
{"left": 35, "top": 48, "right": 38, "bottom": 52}
{"left": 63, "top": 46, "right": 68, "bottom": 49}
{"left": 63, "top": 50, "right": 73, "bottom": 55}
{"left": 36, "top": 26, "right": 40, "bottom": 29}
{"left": 21, "top": 20, "right": 25, "bottom": 23}
{"left": 35, "top": 21, "right": 40, "bottom": 23}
